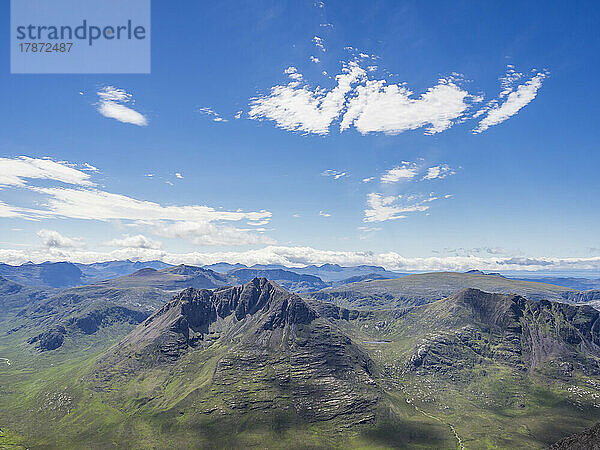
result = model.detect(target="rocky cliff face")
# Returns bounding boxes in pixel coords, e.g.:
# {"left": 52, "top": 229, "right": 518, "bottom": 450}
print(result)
{"left": 90, "top": 278, "right": 380, "bottom": 427}
{"left": 406, "top": 288, "right": 600, "bottom": 376}
{"left": 118, "top": 278, "right": 317, "bottom": 359}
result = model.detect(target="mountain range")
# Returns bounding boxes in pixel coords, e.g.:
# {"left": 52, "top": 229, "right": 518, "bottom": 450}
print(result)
{"left": 2, "top": 261, "right": 600, "bottom": 448}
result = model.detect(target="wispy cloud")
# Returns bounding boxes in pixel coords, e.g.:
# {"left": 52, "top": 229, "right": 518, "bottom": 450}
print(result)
{"left": 423, "top": 164, "right": 455, "bottom": 180}
{"left": 29, "top": 186, "right": 271, "bottom": 224}
{"left": 358, "top": 225, "right": 382, "bottom": 239}
{"left": 313, "top": 36, "right": 325, "bottom": 52}
{"left": 321, "top": 169, "right": 348, "bottom": 180}
{"left": 197, "top": 107, "right": 228, "bottom": 122}
{"left": 249, "top": 61, "right": 365, "bottom": 135}
{"left": 0, "top": 157, "right": 274, "bottom": 247}
{"left": 363, "top": 193, "right": 439, "bottom": 223}
{"left": 319, "top": 211, "right": 331, "bottom": 217}
{"left": 96, "top": 86, "right": 148, "bottom": 126}
{"left": 381, "top": 162, "right": 419, "bottom": 183}
{"left": 473, "top": 68, "right": 548, "bottom": 133}
{"left": 0, "top": 156, "right": 94, "bottom": 188}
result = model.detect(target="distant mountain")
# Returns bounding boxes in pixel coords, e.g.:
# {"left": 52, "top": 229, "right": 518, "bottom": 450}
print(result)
{"left": 226, "top": 268, "right": 328, "bottom": 292}
{"left": 203, "top": 262, "right": 405, "bottom": 282}
{"left": 0, "top": 261, "right": 84, "bottom": 288}
{"left": 307, "top": 271, "right": 600, "bottom": 309}
{"left": 331, "top": 272, "right": 395, "bottom": 286}
{"left": 280, "top": 263, "right": 406, "bottom": 282}
{"left": 75, "top": 259, "right": 172, "bottom": 283}
{"left": 100, "top": 264, "right": 229, "bottom": 291}
{"left": 0, "top": 259, "right": 172, "bottom": 289}
{"left": 197, "top": 262, "right": 248, "bottom": 272}
{"left": 510, "top": 275, "right": 600, "bottom": 291}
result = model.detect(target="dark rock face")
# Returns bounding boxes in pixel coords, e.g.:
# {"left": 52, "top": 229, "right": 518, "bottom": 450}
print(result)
{"left": 28, "top": 326, "right": 66, "bottom": 351}
{"left": 406, "top": 289, "right": 600, "bottom": 375}
{"left": 563, "top": 289, "right": 600, "bottom": 303}
{"left": 91, "top": 278, "right": 381, "bottom": 427}
{"left": 28, "top": 306, "right": 149, "bottom": 351}
{"left": 129, "top": 278, "right": 318, "bottom": 360}
{"left": 68, "top": 307, "right": 149, "bottom": 335}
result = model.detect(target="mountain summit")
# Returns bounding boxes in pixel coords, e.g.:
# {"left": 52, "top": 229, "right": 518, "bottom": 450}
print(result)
{"left": 88, "top": 278, "right": 380, "bottom": 446}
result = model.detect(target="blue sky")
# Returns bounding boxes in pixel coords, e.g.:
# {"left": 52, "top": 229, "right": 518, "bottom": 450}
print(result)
{"left": 1, "top": 0, "right": 599, "bottom": 273}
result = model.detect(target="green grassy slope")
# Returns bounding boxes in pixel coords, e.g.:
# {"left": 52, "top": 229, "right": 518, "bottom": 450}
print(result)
{"left": 4, "top": 280, "right": 600, "bottom": 448}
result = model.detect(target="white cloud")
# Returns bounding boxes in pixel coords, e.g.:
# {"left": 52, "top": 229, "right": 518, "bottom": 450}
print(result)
{"left": 362, "top": 177, "right": 374, "bottom": 183}
{"left": 29, "top": 187, "right": 271, "bottom": 224}
{"left": 247, "top": 219, "right": 270, "bottom": 226}
{"left": 175, "top": 172, "right": 184, "bottom": 179}
{"left": 284, "top": 66, "right": 304, "bottom": 81}
{"left": 103, "top": 234, "right": 162, "bottom": 249}
{"left": 319, "top": 211, "right": 331, "bottom": 217}
{"left": 363, "top": 193, "right": 437, "bottom": 223}
{"left": 340, "top": 77, "right": 471, "bottom": 135}
{"left": 234, "top": 110, "right": 243, "bottom": 119}
{"left": 80, "top": 163, "right": 99, "bottom": 172}
{"left": 96, "top": 86, "right": 148, "bottom": 126}
{"left": 250, "top": 49, "right": 544, "bottom": 137}
{"left": 151, "top": 221, "right": 275, "bottom": 246}
{"left": 2, "top": 179, "right": 274, "bottom": 247}
{"left": 381, "top": 162, "right": 419, "bottom": 183}
{"left": 473, "top": 69, "right": 547, "bottom": 133}
{"left": 249, "top": 61, "right": 365, "bottom": 135}
{"left": 0, "top": 160, "right": 274, "bottom": 248}
{"left": 321, "top": 169, "right": 347, "bottom": 180}
{"left": 0, "top": 156, "right": 93, "bottom": 187}
{"left": 423, "top": 164, "right": 455, "bottom": 180}
{"left": 197, "top": 107, "right": 228, "bottom": 122}
{"left": 310, "top": 56, "right": 320, "bottom": 64}
{"left": 37, "top": 229, "right": 84, "bottom": 248}
{"left": 313, "top": 36, "right": 325, "bottom": 52}
{"left": 1, "top": 245, "right": 597, "bottom": 273}
{"left": 248, "top": 62, "right": 365, "bottom": 134}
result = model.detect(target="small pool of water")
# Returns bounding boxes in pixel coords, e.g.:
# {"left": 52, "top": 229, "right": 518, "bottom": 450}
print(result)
{"left": 363, "top": 340, "right": 392, "bottom": 344}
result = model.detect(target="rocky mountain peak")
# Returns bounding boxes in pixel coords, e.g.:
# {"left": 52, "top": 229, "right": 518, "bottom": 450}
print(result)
{"left": 123, "top": 278, "right": 317, "bottom": 361}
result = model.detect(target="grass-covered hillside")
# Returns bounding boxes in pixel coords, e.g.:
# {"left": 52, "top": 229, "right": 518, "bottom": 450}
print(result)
{"left": 3, "top": 278, "right": 600, "bottom": 448}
